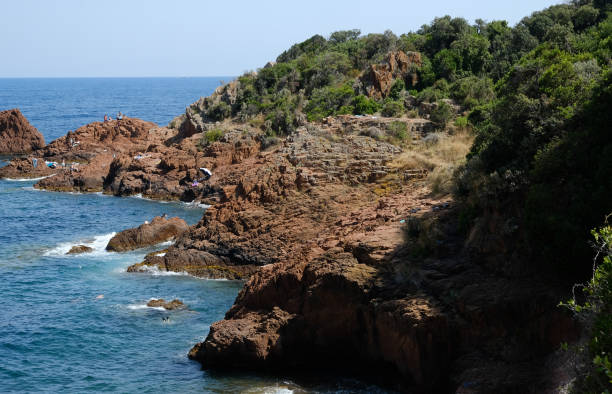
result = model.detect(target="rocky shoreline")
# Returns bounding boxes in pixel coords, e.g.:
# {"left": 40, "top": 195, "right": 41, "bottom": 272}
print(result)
{"left": 0, "top": 97, "right": 580, "bottom": 392}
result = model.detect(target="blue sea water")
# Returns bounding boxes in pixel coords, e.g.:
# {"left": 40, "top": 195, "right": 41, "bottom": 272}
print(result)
{"left": 0, "top": 79, "right": 390, "bottom": 393}
{"left": 0, "top": 77, "right": 231, "bottom": 142}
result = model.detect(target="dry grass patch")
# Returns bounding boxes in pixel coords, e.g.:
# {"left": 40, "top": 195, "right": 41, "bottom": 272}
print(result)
{"left": 389, "top": 129, "right": 474, "bottom": 195}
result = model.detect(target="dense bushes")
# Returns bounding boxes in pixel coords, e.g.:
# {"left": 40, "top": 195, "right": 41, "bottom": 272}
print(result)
{"left": 456, "top": 7, "right": 612, "bottom": 274}
{"left": 430, "top": 101, "right": 454, "bottom": 128}
{"left": 381, "top": 100, "right": 404, "bottom": 117}
{"left": 190, "top": 0, "right": 610, "bottom": 142}
{"left": 352, "top": 95, "right": 379, "bottom": 115}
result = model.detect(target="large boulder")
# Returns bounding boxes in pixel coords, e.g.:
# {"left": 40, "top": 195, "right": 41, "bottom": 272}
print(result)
{"left": 0, "top": 108, "right": 45, "bottom": 154}
{"left": 106, "top": 216, "right": 189, "bottom": 252}
{"left": 361, "top": 51, "right": 422, "bottom": 100}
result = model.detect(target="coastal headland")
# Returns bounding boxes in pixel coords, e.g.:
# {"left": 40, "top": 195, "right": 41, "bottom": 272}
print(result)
{"left": 0, "top": 106, "right": 577, "bottom": 393}
{"left": 1, "top": 39, "right": 603, "bottom": 393}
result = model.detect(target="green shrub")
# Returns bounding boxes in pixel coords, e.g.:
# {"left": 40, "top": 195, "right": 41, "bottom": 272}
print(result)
{"left": 454, "top": 116, "right": 469, "bottom": 128}
{"left": 305, "top": 83, "right": 356, "bottom": 120}
{"left": 267, "top": 108, "right": 296, "bottom": 135}
{"left": 389, "top": 79, "right": 405, "bottom": 100}
{"left": 352, "top": 94, "right": 379, "bottom": 115}
{"left": 406, "top": 109, "right": 419, "bottom": 118}
{"left": 416, "top": 79, "right": 450, "bottom": 103}
{"left": 338, "top": 105, "right": 354, "bottom": 115}
{"left": 381, "top": 100, "right": 404, "bottom": 117}
{"left": 201, "top": 128, "right": 224, "bottom": 145}
{"left": 388, "top": 121, "right": 409, "bottom": 141}
{"left": 430, "top": 101, "right": 454, "bottom": 128}
{"left": 450, "top": 76, "right": 495, "bottom": 109}
{"left": 207, "top": 102, "right": 231, "bottom": 121}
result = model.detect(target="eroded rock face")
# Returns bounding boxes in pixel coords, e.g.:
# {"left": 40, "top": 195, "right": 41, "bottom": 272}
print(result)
{"left": 66, "top": 245, "right": 93, "bottom": 255}
{"left": 106, "top": 216, "right": 189, "bottom": 252}
{"left": 192, "top": 202, "right": 579, "bottom": 392}
{"left": 103, "top": 127, "right": 262, "bottom": 201}
{"left": 147, "top": 298, "right": 185, "bottom": 310}
{"left": 129, "top": 124, "right": 408, "bottom": 280}
{"left": 176, "top": 155, "right": 579, "bottom": 392}
{"left": 190, "top": 249, "right": 451, "bottom": 390}
{"left": 0, "top": 109, "right": 45, "bottom": 154}
{"left": 361, "top": 51, "right": 422, "bottom": 100}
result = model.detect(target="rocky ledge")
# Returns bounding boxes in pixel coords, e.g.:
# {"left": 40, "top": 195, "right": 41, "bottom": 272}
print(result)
{"left": 0, "top": 108, "right": 45, "bottom": 155}
{"left": 106, "top": 216, "right": 188, "bottom": 252}
{"left": 186, "top": 192, "right": 578, "bottom": 392}
{"left": 147, "top": 298, "right": 185, "bottom": 310}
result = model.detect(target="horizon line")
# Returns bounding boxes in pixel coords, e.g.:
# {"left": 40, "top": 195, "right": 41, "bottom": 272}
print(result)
{"left": 0, "top": 75, "right": 237, "bottom": 79}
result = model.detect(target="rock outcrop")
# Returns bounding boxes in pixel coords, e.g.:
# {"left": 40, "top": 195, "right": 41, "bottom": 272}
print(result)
{"left": 147, "top": 298, "right": 185, "bottom": 310}
{"left": 128, "top": 123, "right": 409, "bottom": 279}
{"left": 361, "top": 51, "right": 422, "bottom": 100}
{"left": 66, "top": 245, "right": 93, "bottom": 254}
{"left": 0, "top": 109, "right": 45, "bottom": 154}
{"left": 0, "top": 117, "right": 161, "bottom": 188}
{"left": 106, "top": 216, "right": 189, "bottom": 252}
{"left": 189, "top": 198, "right": 579, "bottom": 392}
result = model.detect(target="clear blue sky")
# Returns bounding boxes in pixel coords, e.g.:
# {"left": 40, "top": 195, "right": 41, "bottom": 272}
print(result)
{"left": 0, "top": 0, "right": 562, "bottom": 77}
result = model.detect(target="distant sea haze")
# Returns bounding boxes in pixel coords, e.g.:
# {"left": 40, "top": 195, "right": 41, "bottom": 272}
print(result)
{"left": 0, "top": 77, "right": 232, "bottom": 142}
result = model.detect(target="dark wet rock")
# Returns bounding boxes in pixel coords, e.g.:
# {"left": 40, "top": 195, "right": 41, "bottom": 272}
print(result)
{"left": 106, "top": 216, "right": 189, "bottom": 252}
{"left": 66, "top": 245, "right": 93, "bottom": 254}
{"left": 147, "top": 298, "right": 185, "bottom": 310}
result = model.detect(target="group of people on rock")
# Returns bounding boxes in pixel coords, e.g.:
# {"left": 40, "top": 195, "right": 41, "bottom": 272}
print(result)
{"left": 103, "top": 112, "right": 125, "bottom": 122}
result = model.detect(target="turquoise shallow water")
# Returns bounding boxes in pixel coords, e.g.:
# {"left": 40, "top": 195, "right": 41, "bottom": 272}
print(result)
{"left": 0, "top": 78, "right": 391, "bottom": 393}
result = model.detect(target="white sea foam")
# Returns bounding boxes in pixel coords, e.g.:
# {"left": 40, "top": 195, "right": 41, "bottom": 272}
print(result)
{"left": 136, "top": 265, "right": 189, "bottom": 277}
{"left": 127, "top": 193, "right": 173, "bottom": 204}
{"left": 127, "top": 297, "right": 173, "bottom": 311}
{"left": 144, "top": 266, "right": 235, "bottom": 281}
{"left": 243, "top": 386, "right": 296, "bottom": 394}
{"left": 3, "top": 174, "right": 55, "bottom": 182}
{"left": 127, "top": 303, "right": 166, "bottom": 311}
{"left": 182, "top": 201, "right": 210, "bottom": 209}
{"left": 44, "top": 232, "right": 116, "bottom": 257}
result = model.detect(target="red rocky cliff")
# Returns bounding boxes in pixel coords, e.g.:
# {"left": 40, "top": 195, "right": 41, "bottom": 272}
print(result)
{"left": 0, "top": 109, "right": 45, "bottom": 154}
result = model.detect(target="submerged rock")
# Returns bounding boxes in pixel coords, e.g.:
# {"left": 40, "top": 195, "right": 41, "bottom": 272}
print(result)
{"left": 0, "top": 108, "right": 45, "bottom": 154}
{"left": 147, "top": 298, "right": 185, "bottom": 310}
{"left": 66, "top": 245, "right": 93, "bottom": 254}
{"left": 106, "top": 216, "right": 189, "bottom": 252}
